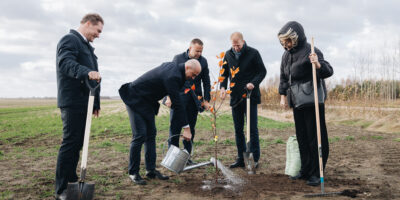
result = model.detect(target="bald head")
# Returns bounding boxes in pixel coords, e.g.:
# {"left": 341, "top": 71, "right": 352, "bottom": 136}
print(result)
{"left": 184, "top": 59, "right": 201, "bottom": 80}
{"left": 230, "top": 32, "right": 245, "bottom": 52}
{"left": 230, "top": 32, "right": 243, "bottom": 40}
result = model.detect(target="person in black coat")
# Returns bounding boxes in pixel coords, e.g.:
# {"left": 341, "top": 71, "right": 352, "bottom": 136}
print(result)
{"left": 119, "top": 59, "right": 201, "bottom": 185}
{"left": 54, "top": 13, "right": 103, "bottom": 200}
{"left": 164, "top": 38, "right": 211, "bottom": 165}
{"left": 278, "top": 21, "right": 333, "bottom": 186}
{"left": 220, "top": 32, "right": 267, "bottom": 169}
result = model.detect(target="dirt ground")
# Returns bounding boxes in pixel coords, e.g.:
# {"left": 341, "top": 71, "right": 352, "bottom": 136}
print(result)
{"left": 1, "top": 102, "right": 400, "bottom": 199}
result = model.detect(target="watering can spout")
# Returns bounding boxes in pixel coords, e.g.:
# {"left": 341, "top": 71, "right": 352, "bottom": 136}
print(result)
{"left": 182, "top": 161, "right": 213, "bottom": 172}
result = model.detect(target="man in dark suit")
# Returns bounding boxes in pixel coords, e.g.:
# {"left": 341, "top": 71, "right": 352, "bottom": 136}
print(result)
{"left": 119, "top": 59, "right": 201, "bottom": 185}
{"left": 54, "top": 13, "right": 103, "bottom": 200}
{"left": 220, "top": 32, "right": 267, "bottom": 169}
{"left": 164, "top": 39, "right": 210, "bottom": 165}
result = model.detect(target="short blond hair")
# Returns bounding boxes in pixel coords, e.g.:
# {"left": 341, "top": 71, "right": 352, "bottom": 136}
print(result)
{"left": 278, "top": 28, "right": 298, "bottom": 47}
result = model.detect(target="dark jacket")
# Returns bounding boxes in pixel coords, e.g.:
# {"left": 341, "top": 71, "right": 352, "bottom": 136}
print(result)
{"left": 278, "top": 21, "right": 333, "bottom": 98}
{"left": 56, "top": 29, "right": 100, "bottom": 109}
{"left": 119, "top": 62, "right": 188, "bottom": 126}
{"left": 173, "top": 50, "right": 211, "bottom": 101}
{"left": 220, "top": 43, "right": 267, "bottom": 106}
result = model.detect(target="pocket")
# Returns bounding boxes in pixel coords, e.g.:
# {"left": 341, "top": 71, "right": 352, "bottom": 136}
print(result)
{"left": 300, "top": 81, "right": 313, "bottom": 95}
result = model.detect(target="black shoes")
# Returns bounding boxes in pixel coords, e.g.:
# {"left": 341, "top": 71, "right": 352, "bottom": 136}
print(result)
{"left": 130, "top": 170, "right": 169, "bottom": 185}
{"left": 229, "top": 159, "right": 245, "bottom": 168}
{"left": 289, "top": 172, "right": 306, "bottom": 180}
{"left": 129, "top": 173, "right": 147, "bottom": 185}
{"left": 254, "top": 162, "right": 259, "bottom": 169}
{"left": 54, "top": 190, "right": 67, "bottom": 200}
{"left": 146, "top": 170, "right": 169, "bottom": 180}
{"left": 187, "top": 159, "right": 197, "bottom": 165}
{"left": 306, "top": 175, "right": 321, "bottom": 186}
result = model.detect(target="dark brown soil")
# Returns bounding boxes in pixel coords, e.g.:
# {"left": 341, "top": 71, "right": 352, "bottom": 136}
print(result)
{"left": 1, "top": 123, "right": 400, "bottom": 199}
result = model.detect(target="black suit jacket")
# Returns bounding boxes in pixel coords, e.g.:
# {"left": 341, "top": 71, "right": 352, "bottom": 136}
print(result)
{"left": 220, "top": 43, "right": 267, "bottom": 106}
{"left": 119, "top": 62, "right": 188, "bottom": 126}
{"left": 56, "top": 29, "right": 100, "bottom": 109}
{"left": 172, "top": 51, "right": 211, "bottom": 101}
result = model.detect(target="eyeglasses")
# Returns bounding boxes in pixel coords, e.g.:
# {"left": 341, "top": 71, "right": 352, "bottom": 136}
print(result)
{"left": 279, "top": 39, "right": 291, "bottom": 46}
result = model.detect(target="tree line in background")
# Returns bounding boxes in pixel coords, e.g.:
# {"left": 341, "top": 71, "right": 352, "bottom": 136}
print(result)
{"left": 261, "top": 40, "right": 400, "bottom": 106}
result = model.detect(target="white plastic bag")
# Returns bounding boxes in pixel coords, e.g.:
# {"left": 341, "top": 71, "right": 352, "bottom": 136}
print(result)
{"left": 284, "top": 135, "right": 301, "bottom": 177}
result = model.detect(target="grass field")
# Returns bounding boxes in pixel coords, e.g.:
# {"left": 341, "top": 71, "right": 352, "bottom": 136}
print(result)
{"left": 0, "top": 99, "right": 294, "bottom": 199}
{"left": 2, "top": 99, "right": 400, "bottom": 199}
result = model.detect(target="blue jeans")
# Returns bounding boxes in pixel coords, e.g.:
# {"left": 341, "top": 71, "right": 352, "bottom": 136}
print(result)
{"left": 232, "top": 101, "right": 260, "bottom": 162}
{"left": 126, "top": 105, "right": 157, "bottom": 174}
{"left": 55, "top": 107, "right": 87, "bottom": 195}
{"left": 169, "top": 93, "right": 198, "bottom": 154}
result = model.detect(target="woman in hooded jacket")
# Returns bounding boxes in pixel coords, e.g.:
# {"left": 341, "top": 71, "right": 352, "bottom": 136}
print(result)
{"left": 278, "top": 21, "right": 333, "bottom": 186}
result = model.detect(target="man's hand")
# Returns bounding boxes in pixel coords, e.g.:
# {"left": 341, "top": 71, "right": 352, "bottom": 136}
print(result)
{"left": 165, "top": 96, "right": 171, "bottom": 108}
{"left": 88, "top": 71, "right": 101, "bottom": 82}
{"left": 93, "top": 109, "right": 100, "bottom": 118}
{"left": 280, "top": 95, "right": 288, "bottom": 109}
{"left": 182, "top": 127, "right": 192, "bottom": 141}
{"left": 220, "top": 87, "right": 226, "bottom": 99}
{"left": 203, "top": 101, "right": 210, "bottom": 110}
{"left": 246, "top": 83, "right": 255, "bottom": 90}
{"left": 309, "top": 53, "right": 321, "bottom": 69}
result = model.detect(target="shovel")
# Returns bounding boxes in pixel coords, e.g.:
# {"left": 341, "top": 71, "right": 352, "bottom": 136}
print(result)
{"left": 243, "top": 88, "right": 255, "bottom": 174}
{"left": 66, "top": 78, "right": 100, "bottom": 200}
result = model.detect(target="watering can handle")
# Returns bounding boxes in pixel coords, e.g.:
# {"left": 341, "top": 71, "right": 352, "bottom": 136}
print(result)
{"left": 162, "top": 134, "right": 194, "bottom": 157}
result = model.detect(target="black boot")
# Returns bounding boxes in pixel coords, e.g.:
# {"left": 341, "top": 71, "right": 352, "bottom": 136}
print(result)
{"left": 129, "top": 173, "right": 147, "bottom": 185}
{"left": 146, "top": 170, "right": 169, "bottom": 180}
{"left": 306, "top": 175, "right": 320, "bottom": 186}
{"left": 229, "top": 159, "right": 245, "bottom": 168}
{"left": 289, "top": 172, "right": 306, "bottom": 180}
{"left": 187, "top": 159, "right": 197, "bottom": 165}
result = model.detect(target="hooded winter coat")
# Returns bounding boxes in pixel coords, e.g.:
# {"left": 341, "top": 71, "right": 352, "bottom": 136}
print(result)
{"left": 278, "top": 21, "right": 333, "bottom": 106}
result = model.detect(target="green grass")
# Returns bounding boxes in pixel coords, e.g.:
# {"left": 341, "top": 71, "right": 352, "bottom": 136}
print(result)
{"left": 0, "top": 107, "right": 62, "bottom": 144}
{"left": 371, "top": 135, "right": 384, "bottom": 140}
{"left": 0, "top": 190, "right": 14, "bottom": 199}
{"left": 195, "top": 113, "right": 294, "bottom": 132}
{"left": 394, "top": 138, "right": 400, "bottom": 142}
{"left": 0, "top": 101, "right": 296, "bottom": 199}
{"left": 329, "top": 136, "right": 340, "bottom": 143}
{"left": 222, "top": 139, "right": 235, "bottom": 145}
{"left": 345, "top": 136, "right": 355, "bottom": 141}
{"left": 272, "top": 138, "right": 285, "bottom": 144}
{"left": 96, "top": 140, "right": 129, "bottom": 153}
{"left": 339, "top": 119, "right": 373, "bottom": 129}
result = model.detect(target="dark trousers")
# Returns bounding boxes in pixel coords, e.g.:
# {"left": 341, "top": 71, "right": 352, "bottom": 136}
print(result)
{"left": 232, "top": 101, "right": 260, "bottom": 162}
{"left": 169, "top": 93, "right": 198, "bottom": 154}
{"left": 126, "top": 105, "right": 157, "bottom": 175}
{"left": 293, "top": 105, "right": 329, "bottom": 178}
{"left": 55, "top": 107, "right": 87, "bottom": 195}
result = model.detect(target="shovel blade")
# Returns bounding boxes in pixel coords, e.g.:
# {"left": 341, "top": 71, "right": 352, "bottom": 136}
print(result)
{"left": 243, "top": 152, "right": 255, "bottom": 174}
{"left": 66, "top": 182, "right": 95, "bottom": 200}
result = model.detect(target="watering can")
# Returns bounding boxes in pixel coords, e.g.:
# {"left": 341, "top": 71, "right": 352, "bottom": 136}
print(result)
{"left": 161, "top": 135, "right": 212, "bottom": 173}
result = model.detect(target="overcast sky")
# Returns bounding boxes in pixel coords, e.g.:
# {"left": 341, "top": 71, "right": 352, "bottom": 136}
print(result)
{"left": 1, "top": 0, "right": 399, "bottom": 98}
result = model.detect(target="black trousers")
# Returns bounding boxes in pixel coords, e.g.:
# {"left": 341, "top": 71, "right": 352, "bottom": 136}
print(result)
{"left": 55, "top": 107, "right": 87, "bottom": 195}
{"left": 126, "top": 105, "right": 157, "bottom": 175}
{"left": 169, "top": 93, "right": 198, "bottom": 154}
{"left": 293, "top": 105, "right": 329, "bottom": 178}
{"left": 232, "top": 101, "right": 260, "bottom": 162}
